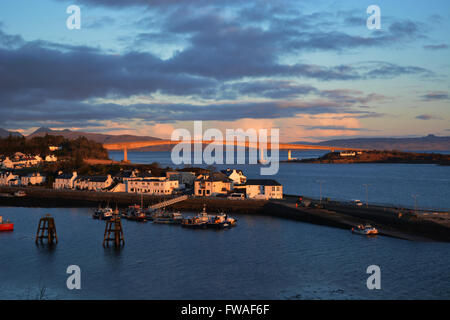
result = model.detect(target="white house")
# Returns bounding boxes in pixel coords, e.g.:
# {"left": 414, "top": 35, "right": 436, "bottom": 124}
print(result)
{"left": 221, "top": 168, "right": 246, "bottom": 184}
{"left": 21, "top": 172, "right": 46, "bottom": 186}
{"left": 0, "top": 171, "right": 19, "bottom": 186}
{"left": 1, "top": 157, "right": 14, "bottom": 169}
{"left": 243, "top": 179, "right": 283, "bottom": 199}
{"left": 339, "top": 151, "right": 356, "bottom": 157}
{"left": 74, "top": 175, "right": 114, "bottom": 191}
{"left": 45, "top": 155, "right": 57, "bottom": 162}
{"left": 194, "top": 172, "right": 233, "bottom": 197}
{"left": 125, "top": 177, "right": 179, "bottom": 195}
{"left": 115, "top": 169, "right": 153, "bottom": 182}
{"left": 166, "top": 171, "right": 196, "bottom": 186}
{"left": 2, "top": 154, "right": 42, "bottom": 169}
{"left": 53, "top": 171, "right": 78, "bottom": 189}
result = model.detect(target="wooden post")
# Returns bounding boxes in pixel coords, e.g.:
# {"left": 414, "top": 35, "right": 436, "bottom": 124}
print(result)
{"left": 35, "top": 214, "right": 58, "bottom": 244}
{"left": 103, "top": 209, "right": 125, "bottom": 247}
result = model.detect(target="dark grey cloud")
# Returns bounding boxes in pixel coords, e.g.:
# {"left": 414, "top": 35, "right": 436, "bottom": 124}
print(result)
{"left": 415, "top": 114, "right": 442, "bottom": 120}
{"left": 421, "top": 91, "right": 449, "bottom": 101}
{"left": 0, "top": 96, "right": 381, "bottom": 129}
{"left": 0, "top": 41, "right": 217, "bottom": 101}
{"left": 0, "top": 28, "right": 24, "bottom": 48}
{"left": 0, "top": 2, "right": 439, "bottom": 131}
{"left": 84, "top": 16, "right": 116, "bottom": 29}
{"left": 55, "top": 0, "right": 244, "bottom": 9}
{"left": 299, "top": 125, "right": 378, "bottom": 132}
{"left": 220, "top": 81, "right": 317, "bottom": 100}
{"left": 423, "top": 44, "right": 448, "bottom": 50}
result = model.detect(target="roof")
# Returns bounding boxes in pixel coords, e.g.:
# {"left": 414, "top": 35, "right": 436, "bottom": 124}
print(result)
{"left": 196, "top": 172, "right": 232, "bottom": 183}
{"left": 220, "top": 169, "right": 244, "bottom": 176}
{"left": 76, "top": 176, "right": 109, "bottom": 183}
{"left": 56, "top": 173, "right": 73, "bottom": 179}
{"left": 245, "top": 179, "right": 281, "bottom": 186}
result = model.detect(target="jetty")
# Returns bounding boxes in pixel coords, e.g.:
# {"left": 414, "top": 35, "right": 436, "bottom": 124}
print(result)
{"left": 148, "top": 195, "right": 188, "bottom": 211}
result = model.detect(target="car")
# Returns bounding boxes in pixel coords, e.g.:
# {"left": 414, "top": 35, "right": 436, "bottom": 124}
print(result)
{"left": 227, "top": 193, "right": 245, "bottom": 200}
{"left": 351, "top": 199, "right": 363, "bottom": 206}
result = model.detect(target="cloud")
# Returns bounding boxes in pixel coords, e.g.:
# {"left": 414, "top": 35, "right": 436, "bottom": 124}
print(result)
{"left": 84, "top": 16, "right": 116, "bottom": 29}
{"left": 421, "top": 91, "right": 449, "bottom": 101}
{"left": 423, "top": 44, "right": 448, "bottom": 50}
{"left": 299, "top": 125, "right": 377, "bottom": 132}
{"left": 415, "top": 114, "right": 442, "bottom": 120}
{"left": 0, "top": 3, "right": 440, "bottom": 133}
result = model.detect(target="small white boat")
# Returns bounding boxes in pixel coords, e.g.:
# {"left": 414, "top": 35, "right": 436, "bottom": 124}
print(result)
{"left": 352, "top": 224, "right": 378, "bottom": 235}
{"left": 14, "top": 191, "right": 26, "bottom": 197}
{"left": 93, "top": 207, "right": 113, "bottom": 220}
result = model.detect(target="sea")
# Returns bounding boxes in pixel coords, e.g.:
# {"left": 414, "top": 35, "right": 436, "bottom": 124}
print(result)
{"left": 0, "top": 150, "right": 449, "bottom": 300}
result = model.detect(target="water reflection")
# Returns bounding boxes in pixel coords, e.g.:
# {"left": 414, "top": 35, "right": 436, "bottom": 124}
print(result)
{"left": 1, "top": 206, "right": 450, "bottom": 299}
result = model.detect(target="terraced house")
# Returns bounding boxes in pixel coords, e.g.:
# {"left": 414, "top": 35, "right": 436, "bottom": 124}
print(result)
{"left": 194, "top": 172, "right": 233, "bottom": 197}
{"left": 125, "top": 177, "right": 179, "bottom": 195}
{"left": 73, "top": 175, "right": 114, "bottom": 191}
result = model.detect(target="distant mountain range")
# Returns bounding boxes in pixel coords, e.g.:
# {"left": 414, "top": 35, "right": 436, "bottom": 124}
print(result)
{"left": 1, "top": 127, "right": 449, "bottom": 151}
{"left": 0, "top": 128, "right": 23, "bottom": 138}
{"left": 26, "top": 127, "right": 161, "bottom": 145}
{"left": 294, "top": 135, "right": 450, "bottom": 151}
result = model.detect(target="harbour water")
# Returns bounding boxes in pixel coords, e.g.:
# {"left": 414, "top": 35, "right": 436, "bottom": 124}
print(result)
{"left": 109, "top": 150, "right": 450, "bottom": 210}
{"left": 1, "top": 150, "right": 449, "bottom": 300}
{"left": 1, "top": 206, "right": 450, "bottom": 300}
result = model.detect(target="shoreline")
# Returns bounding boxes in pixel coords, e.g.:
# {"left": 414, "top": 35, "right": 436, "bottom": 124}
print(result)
{"left": 281, "top": 150, "right": 450, "bottom": 165}
{"left": 1, "top": 186, "right": 449, "bottom": 242}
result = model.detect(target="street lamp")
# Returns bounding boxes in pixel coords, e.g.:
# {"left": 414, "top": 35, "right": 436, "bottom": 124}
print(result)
{"left": 316, "top": 180, "right": 324, "bottom": 204}
{"left": 362, "top": 184, "right": 370, "bottom": 208}
{"left": 412, "top": 194, "right": 419, "bottom": 213}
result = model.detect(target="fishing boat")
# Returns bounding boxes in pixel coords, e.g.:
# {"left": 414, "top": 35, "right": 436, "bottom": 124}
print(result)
{"left": 352, "top": 224, "right": 378, "bottom": 235}
{"left": 0, "top": 216, "right": 14, "bottom": 231}
{"left": 153, "top": 211, "right": 183, "bottom": 224}
{"left": 182, "top": 205, "right": 237, "bottom": 229}
{"left": 123, "top": 204, "right": 148, "bottom": 222}
{"left": 207, "top": 213, "right": 237, "bottom": 229}
{"left": 182, "top": 205, "right": 209, "bottom": 228}
{"left": 93, "top": 206, "right": 113, "bottom": 220}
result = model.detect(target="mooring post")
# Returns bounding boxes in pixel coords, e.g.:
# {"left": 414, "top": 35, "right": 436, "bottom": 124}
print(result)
{"left": 35, "top": 214, "right": 58, "bottom": 244}
{"left": 103, "top": 209, "right": 125, "bottom": 247}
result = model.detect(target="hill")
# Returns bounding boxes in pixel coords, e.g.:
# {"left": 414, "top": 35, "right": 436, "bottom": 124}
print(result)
{"left": 295, "top": 135, "right": 450, "bottom": 151}
{"left": 0, "top": 128, "right": 23, "bottom": 138}
{"left": 287, "top": 150, "right": 450, "bottom": 165}
{"left": 27, "top": 127, "right": 161, "bottom": 145}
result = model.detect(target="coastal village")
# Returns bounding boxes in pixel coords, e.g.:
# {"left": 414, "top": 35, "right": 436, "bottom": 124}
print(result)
{"left": 1, "top": 135, "right": 449, "bottom": 241}
{"left": 0, "top": 146, "right": 283, "bottom": 200}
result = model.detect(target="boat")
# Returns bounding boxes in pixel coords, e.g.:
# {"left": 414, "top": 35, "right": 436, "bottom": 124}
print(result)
{"left": 182, "top": 205, "right": 237, "bottom": 229}
{"left": 93, "top": 206, "right": 113, "bottom": 220}
{"left": 0, "top": 216, "right": 14, "bottom": 231}
{"left": 123, "top": 204, "right": 148, "bottom": 222}
{"left": 207, "top": 212, "right": 237, "bottom": 229}
{"left": 153, "top": 211, "right": 183, "bottom": 224}
{"left": 352, "top": 224, "right": 378, "bottom": 235}
{"left": 14, "top": 191, "right": 26, "bottom": 197}
{"left": 182, "top": 205, "right": 210, "bottom": 228}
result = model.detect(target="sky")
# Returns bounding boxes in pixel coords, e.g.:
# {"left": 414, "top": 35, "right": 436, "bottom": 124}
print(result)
{"left": 0, "top": 0, "right": 449, "bottom": 142}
